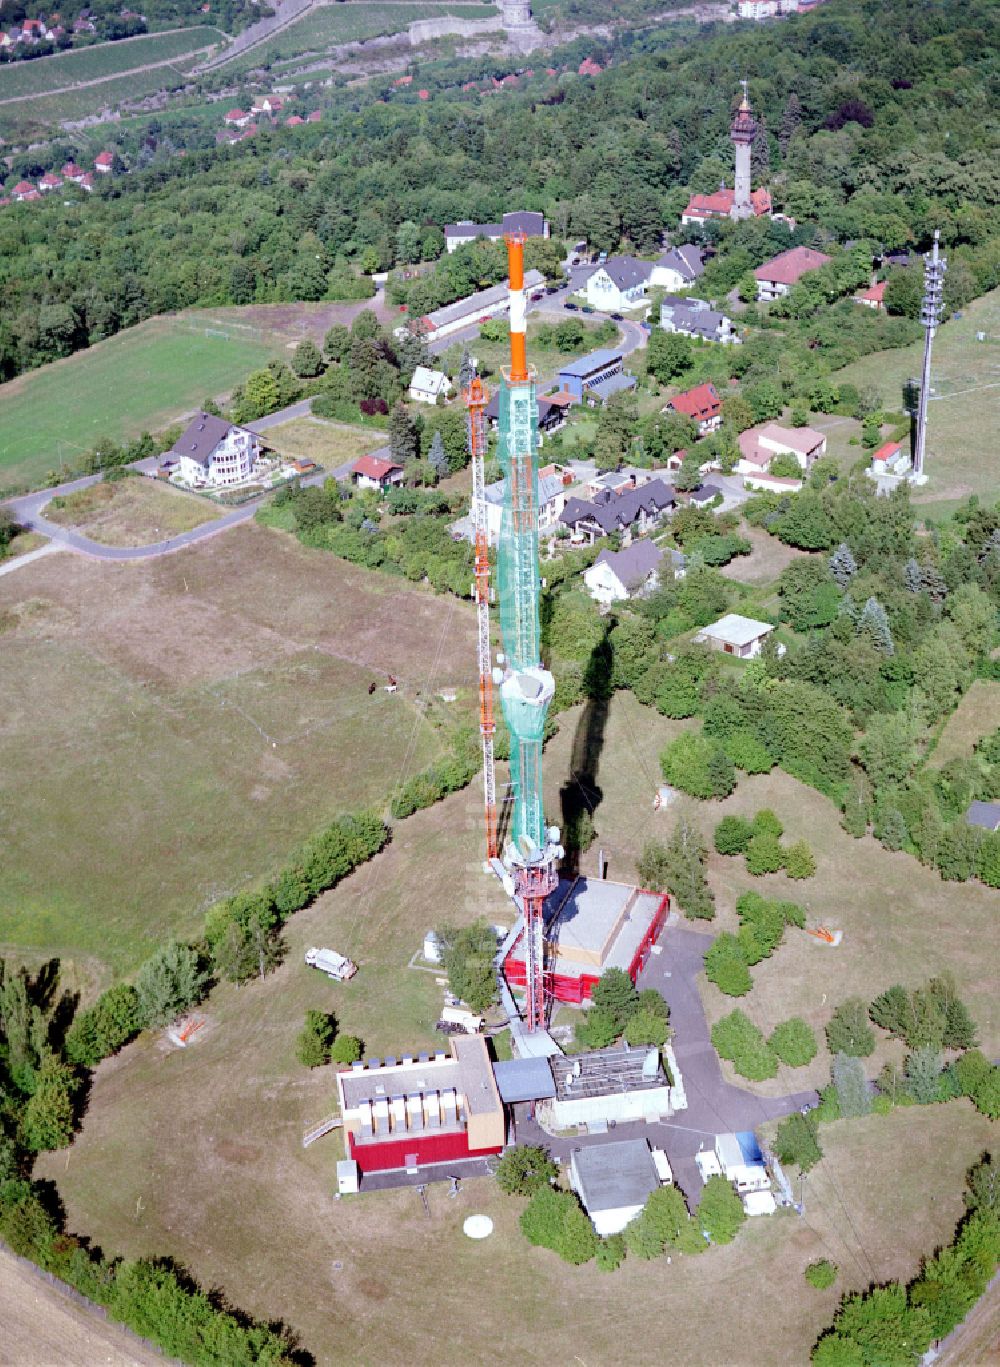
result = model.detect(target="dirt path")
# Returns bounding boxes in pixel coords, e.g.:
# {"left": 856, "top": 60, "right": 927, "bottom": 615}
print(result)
{"left": 0, "top": 45, "right": 217, "bottom": 104}
{"left": 932, "top": 1272, "right": 1000, "bottom": 1366}
{"left": 0, "top": 1247, "right": 166, "bottom": 1366}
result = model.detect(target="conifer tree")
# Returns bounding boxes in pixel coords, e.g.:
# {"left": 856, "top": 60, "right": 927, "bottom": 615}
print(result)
{"left": 904, "top": 556, "right": 923, "bottom": 593}
{"left": 829, "top": 542, "right": 858, "bottom": 586}
{"left": 428, "top": 430, "right": 448, "bottom": 482}
{"left": 778, "top": 92, "right": 802, "bottom": 155}
{"left": 858, "top": 596, "right": 895, "bottom": 654}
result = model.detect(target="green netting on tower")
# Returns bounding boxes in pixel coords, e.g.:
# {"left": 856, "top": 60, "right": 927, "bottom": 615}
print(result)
{"left": 496, "top": 374, "right": 549, "bottom": 851}
{"left": 497, "top": 378, "right": 540, "bottom": 674}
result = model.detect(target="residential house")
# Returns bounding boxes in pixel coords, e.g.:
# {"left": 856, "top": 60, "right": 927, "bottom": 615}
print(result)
{"left": 736, "top": 422, "right": 827, "bottom": 476}
{"left": 38, "top": 172, "right": 62, "bottom": 193}
{"left": 583, "top": 541, "right": 663, "bottom": 604}
{"left": 585, "top": 469, "right": 647, "bottom": 498}
{"left": 285, "top": 115, "right": 304, "bottom": 127}
{"left": 581, "top": 255, "right": 652, "bottom": 311}
{"left": 224, "top": 108, "right": 250, "bottom": 127}
{"left": 61, "top": 162, "right": 85, "bottom": 182}
{"left": 689, "top": 481, "right": 723, "bottom": 507}
{"left": 169, "top": 412, "right": 261, "bottom": 488}
{"left": 479, "top": 470, "right": 567, "bottom": 547}
{"left": 305, "top": 110, "right": 322, "bottom": 123}
{"left": 754, "top": 245, "right": 832, "bottom": 301}
{"left": 870, "top": 439, "right": 911, "bottom": 477}
{"left": 649, "top": 244, "right": 705, "bottom": 293}
{"left": 484, "top": 393, "right": 566, "bottom": 441}
{"left": 665, "top": 381, "right": 723, "bottom": 435}
{"left": 78, "top": 172, "right": 95, "bottom": 192}
{"left": 408, "top": 366, "right": 452, "bottom": 405}
{"left": 404, "top": 270, "right": 544, "bottom": 343}
{"left": 94, "top": 151, "right": 114, "bottom": 174}
{"left": 351, "top": 454, "right": 405, "bottom": 492}
{"left": 737, "top": 0, "right": 777, "bottom": 17}
{"left": 854, "top": 279, "right": 886, "bottom": 311}
{"left": 444, "top": 209, "right": 548, "bottom": 253}
{"left": 569, "top": 1140, "right": 661, "bottom": 1236}
{"left": 681, "top": 185, "right": 771, "bottom": 225}
{"left": 559, "top": 478, "right": 675, "bottom": 545}
{"left": 965, "top": 801, "right": 1000, "bottom": 833}
{"left": 695, "top": 613, "right": 776, "bottom": 658}
{"left": 659, "top": 295, "right": 740, "bottom": 344}
{"left": 557, "top": 349, "right": 634, "bottom": 403}
{"left": 11, "top": 181, "right": 36, "bottom": 202}
{"left": 72, "top": 16, "right": 96, "bottom": 32}
{"left": 252, "top": 95, "right": 284, "bottom": 114}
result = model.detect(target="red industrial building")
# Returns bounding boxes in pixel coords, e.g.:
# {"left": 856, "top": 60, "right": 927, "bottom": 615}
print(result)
{"left": 504, "top": 876, "right": 668, "bottom": 1005}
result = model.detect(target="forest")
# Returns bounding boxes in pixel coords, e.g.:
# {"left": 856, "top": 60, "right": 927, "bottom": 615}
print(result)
{"left": 0, "top": 0, "right": 998, "bottom": 380}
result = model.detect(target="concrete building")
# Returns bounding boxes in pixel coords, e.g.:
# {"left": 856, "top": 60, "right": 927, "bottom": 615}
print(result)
{"left": 581, "top": 256, "right": 652, "bottom": 311}
{"left": 503, "top": 876, "right": 668, "bottom": 1005}
{"left": 444, "top": 210, "right": 548, "bottom": 253}
{"left": 408, "top": 366, "right": 452, "bottom": 404}
{"left": 569, "top": 1139, "right": 661, "bottom": 1235}
{"left": 545, "top": 1046, "right": 683, "bottom": 1132}
{"left": 481, "top": 470, "right": 566, "bottom": 546}
{"left": 714, "top": 1132, "right": 776, "bottom": 1214}
{"left": 754, "top": 246, "right": 832, "bottom": 301}
{"left": 695, "top": 613, "right": 776, "bottom": 658}
{"left": 169, "top": 413, "right": 261, "bottom": 488}
{"left": 408, "top": 270, "right": 544, "bottom": 342}
{"left": 335, "top": 1036, "right": 505, "bottom": 1175}
{"left": 965, "top": 801, "right": 1000, "bottom": 832}
{"left": 583, "top": 542, "right": 663, "bottom": 604}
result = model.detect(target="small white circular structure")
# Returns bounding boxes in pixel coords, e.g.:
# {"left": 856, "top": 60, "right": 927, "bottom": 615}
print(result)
{"left": 463, "top": 1215, "right": 494, "bottom": 1240}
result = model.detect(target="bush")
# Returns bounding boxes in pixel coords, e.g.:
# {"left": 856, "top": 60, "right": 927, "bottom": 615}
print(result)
{"left": 711, "top": 1009, "right": 778, "bottom": 1080}
{"left": 520, "top": 1186, "right": 598, "bottom": 1265}
{"left": 783, "top": 840, "right": 817, "bottom": 879}
{"left": 595, "top": 1234, "right": 626, "bottom": 1271}
{"left": 705, "top": 934, "right": 753, "bottom": 996}
{"left": 576, "top": 1006, "right": 621, "bottom": 1050}
{"left": 770, "top": 1018, "right": 818, "bottom": 1067}
{"left": 64, "top": 984, "right": 143, "bottom": 1066}
{"left": 745, "top": 832, "right": 785, "bottom": 875}
{"left": 296, "top": 1010, "right": 335, "bottom": 1068}
{"left": 805, "top": 1259, "right": 838, "bottom": 1290}
{"left": 134, "top": 942, "right": 209, "bottom": 1029}
{"left": 774, "top": 1111, "right": 823, "bottom": 1172}
{"left": 753, "top": 809, "right": 784, "bottom": 838}
{"left": 624, "top": 1009, "right": 670, "bottom": 1047}
{"left": 329, "top": 1034, "right": 363, "bottom": 1066}
{"left": 698, "top": 1174, "right": 745, "bottom": 1245}
{"left": 724, "top": 730, "right": 775, "bottom": 774}
{"left": 714, "top": 815, "right": 754, "bottom": 855}
{"left": 660, "top": 733, "right": 736, "bottom": 801}
{"left": 825, "top": 998, "right": 875, "bottom": 1057}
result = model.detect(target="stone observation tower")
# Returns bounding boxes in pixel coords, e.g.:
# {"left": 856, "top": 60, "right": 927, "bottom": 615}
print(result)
{"left": 730, "top": 79, "right": 757, "bottom": 220}
{"left": 499, "top": 0, "right": 532, "bottom": 28}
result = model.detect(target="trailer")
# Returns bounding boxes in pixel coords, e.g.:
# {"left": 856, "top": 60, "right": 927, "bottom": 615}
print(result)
{"left": 437, "top": 1005, "right": 483, "bottom": 1034}
{"left": 305, "top": 947, "right": 358, "bottom": 982}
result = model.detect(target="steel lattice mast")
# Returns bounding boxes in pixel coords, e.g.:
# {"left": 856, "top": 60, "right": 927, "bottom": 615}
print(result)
{"left": 466, "top": 371, "right": 498, "bottom": 863}
{"left": 914, "top": 229, "right": 946, "bottom": 481}
{"left": 495, "top": 232, "right": 561, "bottom": 1033}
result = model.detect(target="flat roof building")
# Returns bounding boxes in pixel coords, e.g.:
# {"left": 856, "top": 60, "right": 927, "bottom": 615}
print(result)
{"left": 570, "top": 1138, "right": 661, "bottom": 1235}
{"left": 557, "top": 349, "right": 628, "bottom": 402}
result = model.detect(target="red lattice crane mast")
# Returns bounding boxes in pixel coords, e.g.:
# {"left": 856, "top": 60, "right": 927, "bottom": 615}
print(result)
{"left": 466, "top": 371, "right": 498, "bottom": 863}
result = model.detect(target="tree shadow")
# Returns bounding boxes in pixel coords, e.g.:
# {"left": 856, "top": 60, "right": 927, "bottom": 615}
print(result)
{"left": 559, "top": 624, "right": 613, "bottom": 879}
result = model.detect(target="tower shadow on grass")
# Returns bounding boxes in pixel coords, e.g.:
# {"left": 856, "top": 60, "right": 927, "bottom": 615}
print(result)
{"left": 559, "top": 624, "right": 613, "bottom": 880}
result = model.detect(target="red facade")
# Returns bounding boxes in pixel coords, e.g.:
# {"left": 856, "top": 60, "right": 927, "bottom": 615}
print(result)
{"left": 504, "top": 892, "right": 668, "bottom": 1005}
{"left": 347, "top": 1129, "right": 502, "bottom": 1174}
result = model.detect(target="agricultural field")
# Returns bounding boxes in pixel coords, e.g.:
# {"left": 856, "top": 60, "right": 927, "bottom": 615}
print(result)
{"left": 264, "top": 416, "right": 384, "bottom": 467}
{"left": 221, "top": 1, "right": 492, "bottom": 74}
{"left": 0, "top": 522, "right": 476, "bottom": 976}
{"left": 834, "top": 286, "right": 1000, "bottom": 512}
{"left": 44, "top": 476, "right": 218, "bottom": 546}
{"left": 0, "top": 27, "right": 225, "bottom": 100}
{"left": 0, "top": 315, "right": 276, "bottom": 493}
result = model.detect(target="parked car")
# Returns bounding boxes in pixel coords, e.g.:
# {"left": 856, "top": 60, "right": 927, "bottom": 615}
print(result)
{"left": 564, "top": 300, "right": 578, "bottom": 311}
{"left": 610, "top": 311, "right": 623, "bottom": 321}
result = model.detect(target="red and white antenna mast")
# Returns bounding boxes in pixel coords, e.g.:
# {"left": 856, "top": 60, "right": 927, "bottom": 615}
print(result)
{"left": 466, "top": 370, "right": 498, "bottom": 863}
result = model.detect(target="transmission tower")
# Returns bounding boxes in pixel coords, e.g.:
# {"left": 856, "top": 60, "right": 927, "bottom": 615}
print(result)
{"left": 495, "top": 231, "right": 561, "bottom": 1033}
{"left": 466, "top": 370, "right": 498, "bottom": 863}
{"left": 914, "top": 229, "right": 946, "bottom": 481}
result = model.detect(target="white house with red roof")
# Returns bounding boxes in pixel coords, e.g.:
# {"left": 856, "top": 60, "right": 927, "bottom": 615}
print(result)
{"left": 224, "top": 108, "right": 250, "bottom": 127}
{"left": 352, "top": 454, "right": 405, "bottom": 491}
{"left": 754, "top": 246, "right": 832, "bottom": 301}
{"left": 665, "top": 382, "right": 723, "bottom": 435}
{"left": 870, "top": 439, "right": 911, "bottom": 478}
{"left": 252, "top": 95, "right": 284, "bottom": 114}
{"left": 854, "top": 279, "right": 886, "bottom": 311}
{"left": 306, "top": 110, "right": 322, "bottom": 122}
{"left": 12, "top": 180, "right": 36, "bottom": 201}
{"left": 38, "top": 172, "right": 62, "bottom": 193}
{"left": 61, "top": 161, "right": 85, "bottom": 182}
{"left": 78, "top": 172, "right": 95, "bottom": 192}
{"left": 736, "top": 422, "right": 826, "bottom": 479}
{"left": 94, "top": 151, "right": 115, "bottom": 174}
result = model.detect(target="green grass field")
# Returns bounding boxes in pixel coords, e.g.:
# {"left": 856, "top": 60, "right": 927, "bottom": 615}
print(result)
{"left": 0, "top": 316, "right": 278, "bottom": 492}
{"left": 220, "top": 1, "right": 490, "bottom": 73}
{"left": 834, "top": 286, "right": 1000, "bottom": 512}
{"left": 0, "top": 28, "right": 224, "bottom": 100}
{"left": 0, "top": 523, "right": 476, "bottom": 975}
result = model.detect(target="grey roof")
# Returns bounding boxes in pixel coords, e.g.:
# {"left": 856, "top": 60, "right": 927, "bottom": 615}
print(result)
{"left": 485, "top": 393, "right": 560, "bottom": 426}
{"left": 965, "top": 800, "right": 1000, "bottom": 831}
{"left": 592, "top": 540, "right": 663, "bottom": 591}
{"left": 169, "top": 412, "right": 244, "bottom": 467}
{"left": 662, "top": 303, "right": 728, "bottom": 338}
{"left": 492, "top": 1057, "right": 556, "bottom": 1104}
{"left": 444, "top": 210, "right": 546, "bottom": 240}
{"left": 558, "top": 348, "right": 624, "bottom": 380}
{"left": 597, "top": 255, "right": 653, "bottom": 292}
{"left": 656, "top": 243, "right": 705, "bottom": 282}
{"left": 690, "top": 482, "right": 722, "bottom": 503}
{"left": 572, "top": 1138, "right": 660, "bottom": 1213}
{"left": 550, "top": 1047, "right": 667, "bottom": 1101}
{"left": 560, "top": 478, "right": 675, "bottom": 535}
{"left": 423, "top": 270, "right": 544, "bottom": 331}
{"left": 444, "top": 220, "right": 502, "bottom": 239}
{"left": 587, "top": 371, "right": 637, "bottom": 401}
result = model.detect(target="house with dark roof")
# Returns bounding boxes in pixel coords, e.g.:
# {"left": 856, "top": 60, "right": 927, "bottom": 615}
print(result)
{"left": 650, "top": 244, "right": 705, "bottom": 293}
{"left": 583, "top": 541, "right": 663, "bottom": 604}
{"left": 170, "top": 413, "right": 261, "bottom": 488}
{"left": 559, "top": 479, "right": 675, "bottom": 545}
{"left": 754, "top": 246, "right": 832, "bottom": 301}
{"left": 352, "top": 454, "right": 405, "bottom": 491}
{"left": 582, "top": 255, "right": 653, "bottom": 311}
{"left": 665, "top": 382, "right": 723, "bottom": 435}
{"left": 479, "top": 470, "right": 567, "bottom": 546}
{"left": 659, "top": 295, "right": 739, "bottom": 345}
{"left": 444, "top": 210, "right": 548, "bottom": 253}
{"left": 484, "top": 392, "right": 566, "bottom": 439}
{"left": 965, "top": 801, "right": 1000, "bottom": 833}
